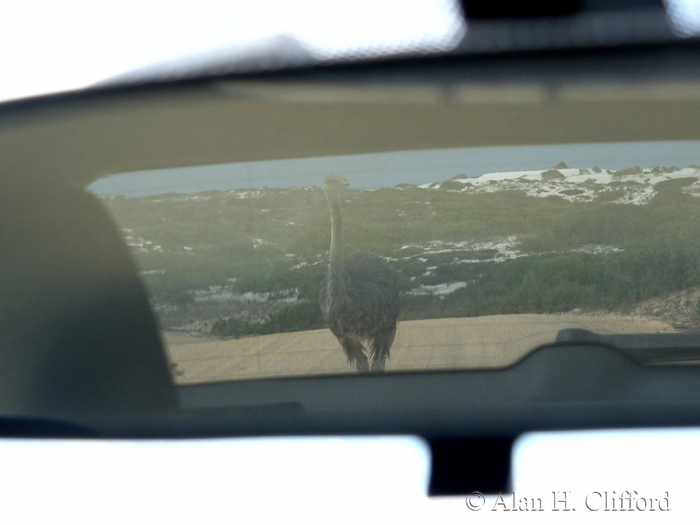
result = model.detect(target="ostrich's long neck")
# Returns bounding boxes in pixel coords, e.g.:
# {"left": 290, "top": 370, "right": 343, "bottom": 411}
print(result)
{"left": 326, "top": 191, "right": 344, "bottom": 300}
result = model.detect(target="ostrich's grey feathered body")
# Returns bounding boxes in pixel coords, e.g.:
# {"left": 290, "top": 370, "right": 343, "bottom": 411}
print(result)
{"left": 319, "top": 175, "right": 399, "bottom": 373}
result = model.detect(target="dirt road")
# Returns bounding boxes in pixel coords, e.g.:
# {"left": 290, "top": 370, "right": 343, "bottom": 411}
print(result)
{"left": 164, "top": 313, "right": 677, "bottom": 384}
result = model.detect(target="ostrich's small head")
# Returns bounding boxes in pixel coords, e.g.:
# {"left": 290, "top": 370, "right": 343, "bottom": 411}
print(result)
{"left": 324, "top": 174, "right": 349, "bottom": 194}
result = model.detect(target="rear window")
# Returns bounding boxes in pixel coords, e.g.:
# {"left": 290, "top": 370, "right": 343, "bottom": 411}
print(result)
{"left": 90, "top": 140, "right": 700, "bottom": 383}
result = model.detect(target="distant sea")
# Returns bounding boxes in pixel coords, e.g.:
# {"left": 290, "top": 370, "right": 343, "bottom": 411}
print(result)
{"left": 88, "top": 141, "right": 700, "bottom": 197}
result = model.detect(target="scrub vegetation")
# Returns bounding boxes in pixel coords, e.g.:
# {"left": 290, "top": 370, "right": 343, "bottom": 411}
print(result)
{"left": 101, "top": 170, "right": 700, "bottom": 337}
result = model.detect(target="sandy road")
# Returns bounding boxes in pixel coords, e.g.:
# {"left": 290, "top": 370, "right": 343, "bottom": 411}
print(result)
{"left": 164, "top": 313, "right": 676, "bottom": 384}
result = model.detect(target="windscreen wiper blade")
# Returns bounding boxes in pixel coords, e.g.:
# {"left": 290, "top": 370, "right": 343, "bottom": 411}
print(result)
{"left": 555, "top": 328, "right": 700, "bottom": 364}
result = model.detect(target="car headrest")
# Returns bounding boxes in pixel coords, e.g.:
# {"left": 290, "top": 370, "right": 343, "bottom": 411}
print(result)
{"left": 0, "top": 181, "right": 177, "bottom": 419}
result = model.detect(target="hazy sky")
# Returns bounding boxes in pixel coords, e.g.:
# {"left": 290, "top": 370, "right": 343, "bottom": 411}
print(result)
{"left": 89, "top": 140, "right": 700, "bottom": 197}
{"left": 0, "top": 0, "right": 462, "bottom": 102}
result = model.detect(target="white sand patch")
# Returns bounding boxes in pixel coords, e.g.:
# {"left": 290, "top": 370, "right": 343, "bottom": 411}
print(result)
{"left": 230, "top": 190, "right": 264, "bottom": 199}
{"left": 421, "top": 166, "right": 700, "bottom": 205}
{"left": 192, "top": 286, "right": 299, "bottom": 305}
{"left": 291, "top": 259, "right": 323, "bottom": 270}
{"left": 682, "top": 178, "right": 700, "bottom": 197}
{"left": 409, "top": 281, "right": 467, "bottom": 296}
{"left": 120, "top": 228, "right": 163, "bottom": 253}
{"left": 401, "top": 236, "right": 522, "bottom": 263}
{"left": 182, "top": 195, "right": 211, "bottom": 201}
{"left": 251, "top": 238, "right": 275, "bottom": 248}
{"left": 571, "top": 244, "right": 623, "bottom": 256}
{"left": 610, "top": 185, "right": 658, "bottom": 205}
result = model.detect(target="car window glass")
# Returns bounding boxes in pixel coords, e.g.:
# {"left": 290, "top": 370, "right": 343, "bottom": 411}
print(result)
{"left": 90, "top": 138, "right": 700, "bottom": 383}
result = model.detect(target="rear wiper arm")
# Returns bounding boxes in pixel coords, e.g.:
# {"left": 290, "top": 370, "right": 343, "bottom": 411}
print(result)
{"left": 555, "top": 328, "right": 700, "bottom": 365}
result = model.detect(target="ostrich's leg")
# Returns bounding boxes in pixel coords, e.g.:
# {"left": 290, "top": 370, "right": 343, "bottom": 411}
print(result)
{"left": 340, "top": 336, "right": 369, "bottom": 373}
{"left": 369, "top": 356, "right": 385, "bottom": 373}
{"left": 369, "top": 323, "right": 397, "bottom": 373}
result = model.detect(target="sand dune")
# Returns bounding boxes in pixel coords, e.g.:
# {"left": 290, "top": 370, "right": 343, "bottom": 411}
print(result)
{"left": 164, "top": 313, "right": 676, "bottom": 384}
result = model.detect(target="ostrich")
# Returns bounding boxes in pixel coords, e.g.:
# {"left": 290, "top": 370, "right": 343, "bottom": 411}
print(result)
{"left": 319, "top": 174, "right": 399, "bottom": 373}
